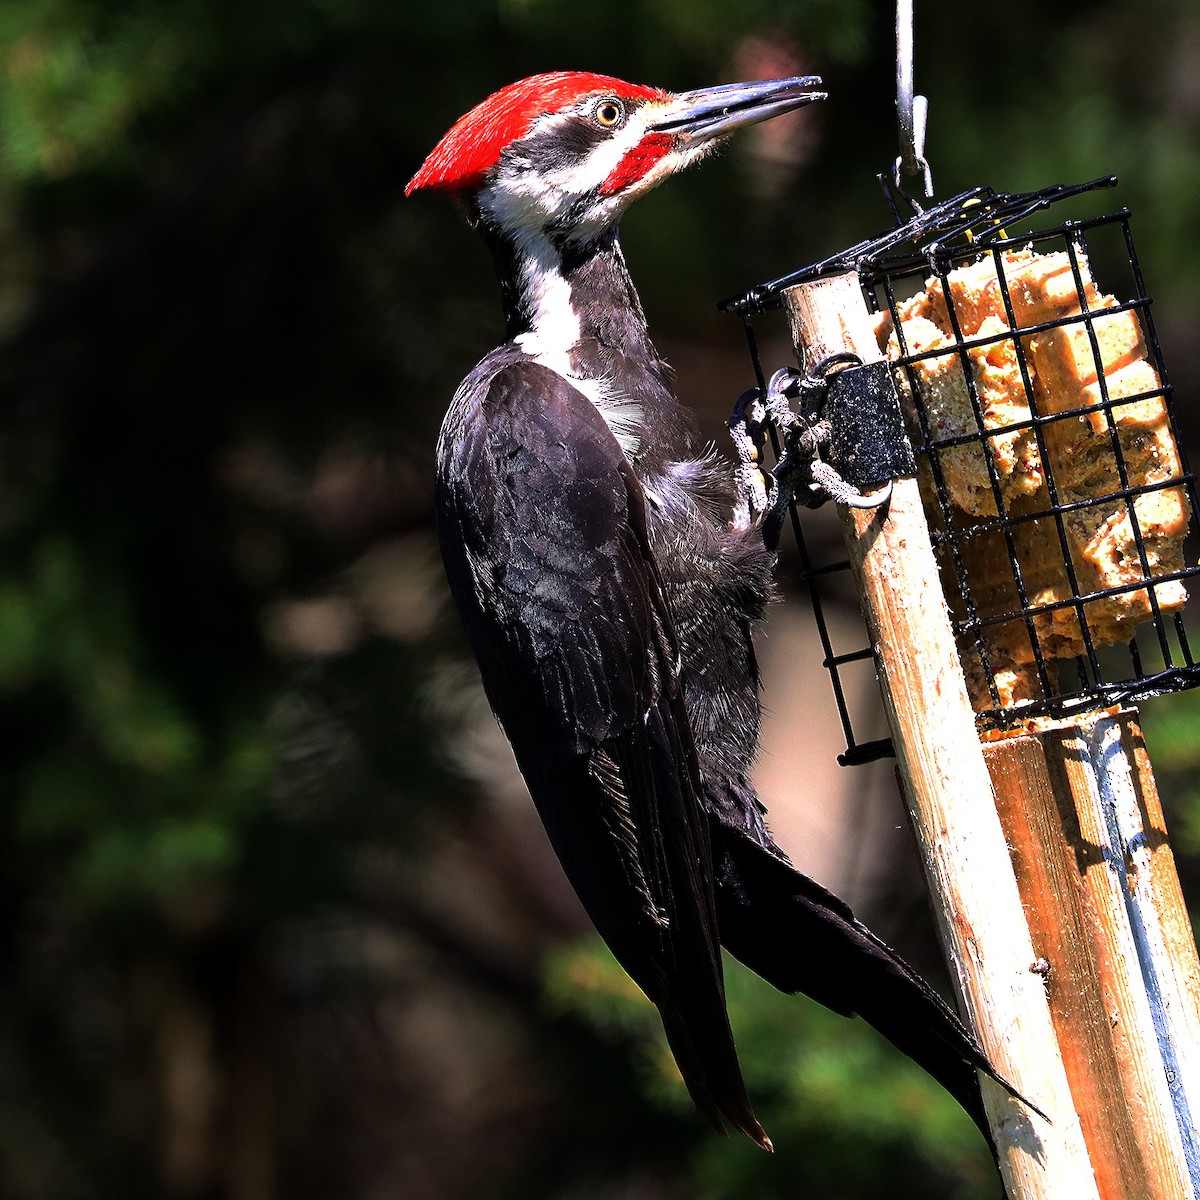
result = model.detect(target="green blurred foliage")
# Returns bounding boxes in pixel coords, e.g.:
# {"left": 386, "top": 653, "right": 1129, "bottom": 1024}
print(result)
{"left": 546, "top": 942, "right": 992, "bottom": 1198}
{"left": 0, "top": 0, "right": 1198, "bottom": 1197}
{"left": 1144, "top": 690, "right": 1200, "bottom": 857}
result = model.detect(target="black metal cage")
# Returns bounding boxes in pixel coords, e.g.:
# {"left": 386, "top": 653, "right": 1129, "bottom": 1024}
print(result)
{"left": 723, "top": 177, "right": 1200, "bottom": 759}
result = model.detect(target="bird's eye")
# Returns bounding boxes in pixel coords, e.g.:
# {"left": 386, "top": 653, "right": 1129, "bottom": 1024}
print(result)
{"left": 593, "top": 99, "right": 626, "bottom": 128}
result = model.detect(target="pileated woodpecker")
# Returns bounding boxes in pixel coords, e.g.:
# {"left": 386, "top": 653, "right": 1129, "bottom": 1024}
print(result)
{"left": 407, "top": 71, "right": 1014, "bottom": 1149}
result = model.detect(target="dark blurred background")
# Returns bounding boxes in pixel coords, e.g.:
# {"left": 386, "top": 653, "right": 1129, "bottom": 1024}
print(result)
{"left": 3, "top": 1, "right": 1200, "bottom": 1197}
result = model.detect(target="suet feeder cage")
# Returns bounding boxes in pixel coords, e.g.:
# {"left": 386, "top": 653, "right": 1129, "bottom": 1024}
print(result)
{"left": 722, "top": 171, "right": 1200, "bottom": 1200}
{"left": 724, "top": 177, "right": 1200, "bottom": 757}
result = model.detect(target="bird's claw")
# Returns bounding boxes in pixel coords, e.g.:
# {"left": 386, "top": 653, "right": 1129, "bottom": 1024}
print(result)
{"left": 801, "top": 459, "right": 894, "bottom": 510}
{"left": 773, "top": 415, "right": 835, "bottom": 510}
{"left": 727, "top": 385, "right": 775, "bottom": 530}
{"left": 727, "top": 366, "right": 823, "bottom": 527}
{"left": 775, "top": 410, "right": 893, "bottom": 511}
{"left": 761, "top": 367, "right": 803, "bottom": 430}
{"left": 728, "top": 356, "right": 892, "bottom": 542}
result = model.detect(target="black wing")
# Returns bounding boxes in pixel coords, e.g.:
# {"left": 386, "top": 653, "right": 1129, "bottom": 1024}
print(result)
{"left": 436, "top": 356, "right": 766, "bottom": 1145}
{"left": 712, "top": 823, "right": 1000, "bottom": 1135}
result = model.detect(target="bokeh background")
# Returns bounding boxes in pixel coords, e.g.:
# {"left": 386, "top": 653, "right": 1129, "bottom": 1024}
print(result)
{"left": 3, "top": 0, "right": 1200, "bottom": 1197}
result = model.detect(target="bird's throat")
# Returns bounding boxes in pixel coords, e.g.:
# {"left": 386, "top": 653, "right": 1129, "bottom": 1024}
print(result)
{"left": 484, "top": 226, "right": 660, "bottom": 459}
{"left": 484, "top": 225, "right": 652, "bottom": 356}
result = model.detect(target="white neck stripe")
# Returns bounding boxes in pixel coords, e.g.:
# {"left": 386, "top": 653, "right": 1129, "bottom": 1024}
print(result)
{"left": 510, "top": 241, "right": 642, "bottom": 459}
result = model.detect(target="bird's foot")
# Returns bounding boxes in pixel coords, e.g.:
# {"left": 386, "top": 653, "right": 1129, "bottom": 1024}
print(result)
{"left": 727, "top": 367, "right": 819, "bottom": 530}
{"left": 729, "top": 357, "right": 892, "bottom": 548}
{"left": 727, "top": 384, "right": 773, "bottom": 531}
{"left": 773, "top": 355, "right": 893, "bottom": 509}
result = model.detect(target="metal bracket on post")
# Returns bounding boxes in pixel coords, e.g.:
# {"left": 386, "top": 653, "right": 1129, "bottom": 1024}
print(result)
{"left": 822, "top": 359, "right": 915, "bottom": 491}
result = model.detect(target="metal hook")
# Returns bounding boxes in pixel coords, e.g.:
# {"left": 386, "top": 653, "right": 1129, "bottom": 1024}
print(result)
{"left": 895, "top": 0, "right": 933, "bottom": 200}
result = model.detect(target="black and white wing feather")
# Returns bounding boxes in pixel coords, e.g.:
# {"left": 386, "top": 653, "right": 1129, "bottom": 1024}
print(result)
{"left": 435, "top": 354, "right": 765, "bottom": 1145}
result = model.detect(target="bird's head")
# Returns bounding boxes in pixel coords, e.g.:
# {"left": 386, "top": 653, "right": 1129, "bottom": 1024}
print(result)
{"left": 406, "top": 71, "right": 824, "bottom": 247}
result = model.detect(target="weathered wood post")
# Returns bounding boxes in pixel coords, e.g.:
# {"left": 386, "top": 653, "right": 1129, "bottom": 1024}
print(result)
{"left": 986, "top": 712, "right": 1200, "bottom": 1200}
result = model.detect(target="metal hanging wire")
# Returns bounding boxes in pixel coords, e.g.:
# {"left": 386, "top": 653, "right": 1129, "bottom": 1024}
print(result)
{"left": 895, "top": 0, "right": 933, "bottom": 203}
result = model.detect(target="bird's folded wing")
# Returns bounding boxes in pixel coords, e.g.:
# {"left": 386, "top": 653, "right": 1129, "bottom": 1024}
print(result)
{"left": 436, "top": 358, "right": 765, "bottom": 1143}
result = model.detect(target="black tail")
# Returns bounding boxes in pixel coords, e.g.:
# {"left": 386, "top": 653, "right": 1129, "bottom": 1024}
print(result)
{"left": 710, "top": 821, "right": 1035, "bottom": 1140}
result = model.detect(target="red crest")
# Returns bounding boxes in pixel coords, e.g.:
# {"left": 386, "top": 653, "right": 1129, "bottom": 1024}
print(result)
{"left": 406, "top": 72, "right": 668, "bottom": 196}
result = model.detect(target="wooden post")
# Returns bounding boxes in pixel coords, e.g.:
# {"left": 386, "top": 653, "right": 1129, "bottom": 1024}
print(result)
{"left": 783, "top": 273, "right": 1099, "bottom": 1200}
{"left": 986, "top": 710, "right": 1200, "bottom": 1200}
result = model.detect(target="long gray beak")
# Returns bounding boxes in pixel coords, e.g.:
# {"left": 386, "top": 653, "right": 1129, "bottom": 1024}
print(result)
{"left": 650, "top": 76, "right": 825, "bottom": 144}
